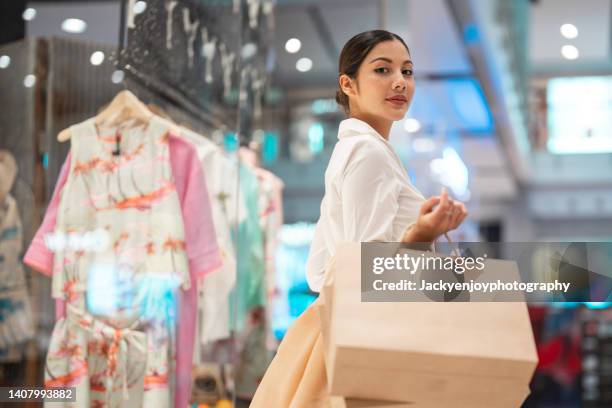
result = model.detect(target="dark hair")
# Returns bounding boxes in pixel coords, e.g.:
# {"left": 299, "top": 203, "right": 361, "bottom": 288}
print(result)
{"left": 336, "top": 30, "right": 411, "bottom": 114}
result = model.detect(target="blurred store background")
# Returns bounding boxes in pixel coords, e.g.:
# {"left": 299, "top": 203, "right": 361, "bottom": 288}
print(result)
{"left": 1, "top": 0, "right": 611, "bottom": 407}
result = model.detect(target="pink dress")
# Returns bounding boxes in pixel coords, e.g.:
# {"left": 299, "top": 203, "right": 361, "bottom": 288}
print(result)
{"left": 25, "top": 133, "right": 222, "bottom": 408}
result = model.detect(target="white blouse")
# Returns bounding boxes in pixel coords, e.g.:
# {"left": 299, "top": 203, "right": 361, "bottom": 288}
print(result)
{"left": 306, "top": 118, "right": 426, "bottom": 292}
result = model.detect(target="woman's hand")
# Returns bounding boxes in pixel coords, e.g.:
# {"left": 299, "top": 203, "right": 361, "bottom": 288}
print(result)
{"left": 402, "top": 187, "right": 468, "bottom": 243}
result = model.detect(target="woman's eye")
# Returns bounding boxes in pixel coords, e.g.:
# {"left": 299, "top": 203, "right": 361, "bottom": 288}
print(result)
{"left": 374, "top": 67, "right": 389, "bottom": 74}
{"left": 403, "top": 69, "right": 414, "bottom": 76}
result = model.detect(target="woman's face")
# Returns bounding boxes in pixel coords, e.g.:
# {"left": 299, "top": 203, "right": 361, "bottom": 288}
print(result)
{"left": 343, "top": 39, "right": 415, "bottom": 122}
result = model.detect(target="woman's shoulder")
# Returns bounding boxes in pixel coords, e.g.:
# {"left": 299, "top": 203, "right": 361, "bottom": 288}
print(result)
{"left": 333, "top": 133, "right": 389, "bottom": 163}
{"left": 325, "top": 133, "right": 392, "bottom": 184}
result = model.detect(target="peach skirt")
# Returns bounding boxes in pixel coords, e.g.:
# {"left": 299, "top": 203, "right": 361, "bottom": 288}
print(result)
{"left": 250, "top": 298, "right": 330, "bottom": 408}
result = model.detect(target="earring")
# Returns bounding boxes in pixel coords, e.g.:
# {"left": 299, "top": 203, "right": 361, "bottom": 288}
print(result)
{"left": 126, "top": 0, "right": 137, "bottom": 29}
{"left": 246, "top": 0, "right": 261, "bottom": 29}
{"left": 262, "top": 0, "right": 275, "bottom": 30}
{"left": 201, "top": 28, "right": 217, "bottom": 84}
{"left": 251, "top": 69, "right": 265, "bottom": 120}
{"left": 182, "top": 8, "right": 200, "bottom": 69}
{"left": 239, "top": 65, "right": 251, "bottom": 105}
{"left": 219, "top": 43, "right": 236, "bottom": 99}
{"left": 165, "top": 0, "right": 178, "bottom": 49}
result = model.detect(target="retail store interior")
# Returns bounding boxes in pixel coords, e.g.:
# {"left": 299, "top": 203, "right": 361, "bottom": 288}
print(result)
{"left": 0, "top": 0, "right": 611, "bottom": 407}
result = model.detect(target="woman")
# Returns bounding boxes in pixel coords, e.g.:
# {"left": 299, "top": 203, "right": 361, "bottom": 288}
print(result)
{"left": 251, "top": 30, "right": 468, "bottom": 407}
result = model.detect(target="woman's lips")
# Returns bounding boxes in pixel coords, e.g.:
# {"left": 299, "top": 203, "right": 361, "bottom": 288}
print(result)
{"left": 386, "top": 97, "right": 407, "bottom": 107}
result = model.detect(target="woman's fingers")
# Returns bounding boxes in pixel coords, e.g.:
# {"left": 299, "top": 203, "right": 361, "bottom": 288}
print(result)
{"left": 419, "top": 196, "right": 441, "bottom": 215}
{"left": 439, "top": 187, "right": 449, "bottom": 208}
{"left": 457, "top": 203, "right": 468, "bottom": 226}
{"left": 450, "top": 202, "right": 466, "bottom": 229}
{"left": 420, "top": 188, "right": 469, "bottom": 237}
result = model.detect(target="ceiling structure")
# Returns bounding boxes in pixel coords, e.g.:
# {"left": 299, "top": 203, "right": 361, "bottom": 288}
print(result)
{"left": 274, "top": 0, "right": 472, "bottom": 85}
{"left": 529, "top": 0, "right": 612, "bottom": 75}
{"left": 19, "top": 0, "right": 612, "bottom": 223}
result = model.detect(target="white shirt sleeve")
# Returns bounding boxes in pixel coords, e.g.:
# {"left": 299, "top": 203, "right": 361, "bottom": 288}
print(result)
{"left": 340, "top": 141, "right": 400, "bottom": 242}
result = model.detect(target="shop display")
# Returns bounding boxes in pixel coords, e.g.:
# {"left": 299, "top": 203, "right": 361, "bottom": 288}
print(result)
{"left": 20, "top": 88, "right": 283, "bottom": 406}
{"left": 0, "top": 150, "right": 34, "bottom": 362}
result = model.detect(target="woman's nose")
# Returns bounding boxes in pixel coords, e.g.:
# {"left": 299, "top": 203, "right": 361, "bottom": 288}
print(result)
{"left": 393, "top": 73, "right": 407, "bottom": 91}
{"left": 393, "top": 80, "right": 406, "bottom": 91}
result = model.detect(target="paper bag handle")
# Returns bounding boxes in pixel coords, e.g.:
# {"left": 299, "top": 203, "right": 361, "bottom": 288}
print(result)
{"left": 432, "top": 232, "right": 461, "bottom": 258}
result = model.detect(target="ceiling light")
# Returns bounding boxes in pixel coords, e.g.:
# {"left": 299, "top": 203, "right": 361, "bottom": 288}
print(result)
{"left": 90, "top": 51, "right": 105, "bottom": 66}
{"left": 0, "top": 55, "right": 10, "bottom": 69}
{"left": 133, "top": 1, "right": 147, "bottom": 15}
{"left": 285, "top": 38, "right": 301, "bottom": 53}
{"left": 111, "top": 70, "right": 125, "bottom": 84}
{"left": 560, "top": 23, "right": 578, "bottom": 39}
{"left": 62, "top": 18, "right": 87, "bottom": 34}
{"left": 403, "top": 118, "right": 421, "bottom": 133}
{"left": 23, "top": 75, "right": 36, "bottom": 88}
{"left": 561, "top": 44, "right": 579, "bottom": 60}
{"left": 296, "top": 57, "right": 312, "bottom": 72}
{"left": 22, "top": 8, "right": 37, "bottom": 21}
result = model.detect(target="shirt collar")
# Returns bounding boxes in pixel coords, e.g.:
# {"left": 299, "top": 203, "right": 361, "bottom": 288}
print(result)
{"left": 338, "top": 117, "right": 410, "bottom": 173}
{"left": 337, "top": 117, "right": 386, "bottom": 141}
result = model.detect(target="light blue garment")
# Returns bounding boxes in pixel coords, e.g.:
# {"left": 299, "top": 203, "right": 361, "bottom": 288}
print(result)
{"left": 229, "top": 164, "right": 266, "bottom": 332}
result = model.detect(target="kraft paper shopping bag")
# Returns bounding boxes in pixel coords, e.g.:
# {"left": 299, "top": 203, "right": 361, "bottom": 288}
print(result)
{"left": 320, "top": 242, "right": 538, "bottom": 408}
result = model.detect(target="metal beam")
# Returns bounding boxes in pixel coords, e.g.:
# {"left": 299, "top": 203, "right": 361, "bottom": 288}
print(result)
{"left": 306, "top": 5, "right": 339, "bottom": 67}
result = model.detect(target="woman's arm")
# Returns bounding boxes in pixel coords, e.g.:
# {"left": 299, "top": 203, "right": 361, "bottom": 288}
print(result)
{"left": 340, "top": 142, "right": 400, "bottom": 242}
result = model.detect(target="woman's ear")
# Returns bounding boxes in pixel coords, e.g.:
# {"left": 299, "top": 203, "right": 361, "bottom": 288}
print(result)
{"left": 339, "top": 74, "right": 357, "bottom": 98}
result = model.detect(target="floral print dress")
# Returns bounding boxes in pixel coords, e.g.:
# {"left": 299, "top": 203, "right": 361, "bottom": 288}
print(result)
{"left": 44, "top": 116, "right": 190, "bottom": 408}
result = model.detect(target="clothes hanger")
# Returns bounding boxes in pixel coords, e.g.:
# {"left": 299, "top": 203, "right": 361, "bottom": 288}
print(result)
{"left": 57, "top": 90, "right": 154, "bottom": 142}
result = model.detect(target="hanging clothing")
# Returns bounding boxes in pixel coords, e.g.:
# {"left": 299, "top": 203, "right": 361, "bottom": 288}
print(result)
{"left": 253, "top": 166, "right": 284, "bottom": 348}
{"left": 47, "top": 116, "right": 189, "bottom": 407}
{"left": 25, "top": 133, "right": 222, "bottom": 408}
{"left": 230, "top": 164, "right": 266, "bottom": 333}
{"left": 250, "top": 117, "right": 426, "bottom": 407}
{"left": 232, "top": 156, "right": 284, "bottom": 398}
{"left": 0, "top": 194, "right": 34, "bottom": 360}
{"left": 26, "top": 118, "right": 214, "bottom": 406}
{"left": 179, "top": 127, "right": 243, "bottom": 346}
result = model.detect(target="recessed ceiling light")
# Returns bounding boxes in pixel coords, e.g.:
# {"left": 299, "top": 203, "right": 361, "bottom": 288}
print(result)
{"left": 403, "top": 118, "right": 421, "bottom": 133}
{"left": 0, "top": 55, "right": 10, "bottom": 69}
{"left": 22, "top": 8, "right": 37, "bottom": 21}
{"left": 61, "top": 18, "right": 87, "bottom": 34}
{"left": 133, "top": 1, "right": 147, "bottom": 15}
{"left": 23, "top": 74, "right": 36, "bottom": 88}
{"left": 90, "top": 51, "right": 105, "bottom": 66}
{"left": 560, "top": 23, "right": 578, "bottom": 39}
{"left": 111, "top": 70, "right": 125, "bottom": 84}
{"left": 561, "top": 44, "right": 579, "bottom": 60}
{"left": 296, "top": 57, "right": 312, "bottom": 72}
{"left": 285, "top": 38, "right": 301, "bottom": 54}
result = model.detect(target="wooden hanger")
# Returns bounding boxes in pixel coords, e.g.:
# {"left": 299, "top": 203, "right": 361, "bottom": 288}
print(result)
{"left": 57, "top": 90, "right": 154, "bottom": 142}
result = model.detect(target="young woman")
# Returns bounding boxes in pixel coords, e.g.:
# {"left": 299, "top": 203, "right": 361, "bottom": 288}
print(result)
{"left": 251, "top": 30, "right": 468, "bottom": 407}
